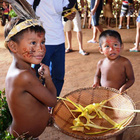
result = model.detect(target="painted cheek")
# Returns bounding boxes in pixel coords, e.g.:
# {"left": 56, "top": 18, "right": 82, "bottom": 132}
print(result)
{"left": 115, "top": 48, "right": 121, "bottom": 53}
{"left": 22, "top": 47, "right": 35, "bottom": 58}
{"left": 103, "top": 48, "right": 108, "bottom": 55}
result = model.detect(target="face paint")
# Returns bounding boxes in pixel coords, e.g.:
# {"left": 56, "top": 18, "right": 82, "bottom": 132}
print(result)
{"left": 103, "top": 38, "right": 121, "bottom": 50}
{"left": 115, "top": 48, "right": 121, "bottom": 53}
{"left": 100, "top": 36, "right": 122, "bottom": 60}
{"left": 106, "top": 39, "right": 112, "bottom": 44}
{"left": 22, "top": 47, "right": 35, "bottom": 58}
{"left": 37, "top": 32, "right": 44, "bottom": 38}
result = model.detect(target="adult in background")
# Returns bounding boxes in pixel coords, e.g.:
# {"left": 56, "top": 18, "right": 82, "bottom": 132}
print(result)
{"left": 87, "top": 0, "right": 103, "bottom": 44}
{"left": 118, "top": 0, "right": 134, "bottom": 29}
{"left": 1, "top": 2, "right": 10, "bottom": 26}
{"left": 63, "top": 0, "right": 89, "bottom": 56}
{"left": 130, "top": 9, "right": 140, "bottom": 52}
{"left": 103, "top": 0, "right": 114, "bottom": 28}
{"left": 27, "top": 0, "right": 75, "bottom": 96}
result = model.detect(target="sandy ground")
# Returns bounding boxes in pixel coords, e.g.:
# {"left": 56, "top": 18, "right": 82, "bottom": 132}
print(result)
{"left": 0, "top": 21, "right": 140, "bottom": 140}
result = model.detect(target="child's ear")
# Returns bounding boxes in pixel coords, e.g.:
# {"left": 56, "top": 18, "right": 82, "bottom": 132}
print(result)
{"left": 7, "top": 41, "right": 18, "bottom": 53}
{"left": 121, "top": 44, "right": 124, "bottom": 50}
{"left": 99, "top": 47, "right": 104, "bottom": 54}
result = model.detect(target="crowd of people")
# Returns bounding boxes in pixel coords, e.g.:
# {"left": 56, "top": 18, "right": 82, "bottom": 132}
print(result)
{"left": 1, "top": 0, "right": 140, "bottom": 139}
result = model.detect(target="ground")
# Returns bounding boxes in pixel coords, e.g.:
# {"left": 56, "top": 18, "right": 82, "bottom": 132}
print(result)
{"left": 0, "top": 23, "right": 140, "bottom": 140}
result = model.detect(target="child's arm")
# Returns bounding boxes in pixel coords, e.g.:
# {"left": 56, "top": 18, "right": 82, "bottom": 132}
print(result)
{"left": 21, "top": 65, "right": 57, "bottom": 107}
{"left": 93, "top": 60, "right": 101, "bottom": 88}
{"left": 119, "top": 59, "right": 135, "bottom": 93}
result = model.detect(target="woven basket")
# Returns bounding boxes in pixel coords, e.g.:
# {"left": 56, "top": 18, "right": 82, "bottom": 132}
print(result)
{"left": 53, "top": 87, "right": 136, "bottom": 139}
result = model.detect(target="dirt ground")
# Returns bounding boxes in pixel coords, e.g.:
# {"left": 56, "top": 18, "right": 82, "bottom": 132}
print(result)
{"left": 0, "top": 22, "right": 140, "bottom": 140}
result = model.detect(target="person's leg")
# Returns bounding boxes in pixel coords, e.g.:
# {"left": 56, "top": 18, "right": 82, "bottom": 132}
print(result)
{"left": 50, "top": 43, "right": 65, "bottom": 96}
{"left": 2, "top": 15, "right": 6, "bottom": 26}
{"left": 66, "top": 31, "right": 72, "bottom": 50}
{"left": 74, "top": 12, "right": 84, "bottom": 51}
{"left": 135, "top": 22, "right": 140, "bottom": 50}
{"left": 108, "top": 17, "right": 111, "bottom": 27}
{"left": 126, "top": 15, "right": 130, "bottom": 29}
{"left": 63, "top": 20, "right": 72, "bottom": 52}
{"left": 92, "top": 26, "right": 98, "bottom": 41}
{"left": 88, "top": 8, "right": 103, "bottom": 43}
{"left": 73, "top": 11, "right": 88, "bottom": 55}
{"left": 88, "top": 15, "right": 92, "bottom": 29}
{"left": 119, "top": 16, "right": 123, "bottom": 28}
{"left": 130, "top": 21, "right": 140, "bottom": 51}
{"left": 77, "top": 31, "right": 83, "bottom": 51}
{"left": 92, "top": 24, "right": 103, "bottom": 41}
{"left": 82, "top": 10, "right": 87, "bottom": 28}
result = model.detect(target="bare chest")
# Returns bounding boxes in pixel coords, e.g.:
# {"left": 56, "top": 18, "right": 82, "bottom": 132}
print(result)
{"left": 100, "top": 61, "right": 126, "bottom": 80}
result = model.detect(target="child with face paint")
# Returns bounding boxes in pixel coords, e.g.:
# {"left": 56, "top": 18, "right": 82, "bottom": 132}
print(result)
{"left": 92, "top": 30, "right": 135, "bottom": 140}
{"left": 4, "top": 18, "right": 57, "bottom": 139}
{"left": 93, "top": 29, "right": 135, "bottom": 93}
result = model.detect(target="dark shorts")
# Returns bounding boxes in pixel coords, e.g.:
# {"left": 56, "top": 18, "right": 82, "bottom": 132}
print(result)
{"left": 92, "top": 8, "right": 102, "bottom": 26}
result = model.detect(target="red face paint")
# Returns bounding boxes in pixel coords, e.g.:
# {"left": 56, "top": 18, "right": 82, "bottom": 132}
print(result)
{"left": 101, "top": 36, "right": 122, "bottom": 60}
{"left": 106, "top": 39, "right": 112, "bottom": 44}
{"left": 37, "top": 32, "right": 44, "bottom": 38}
{"left": 115, "top": 48, "right": 121, "bottom": 53}
{"left": 22, "top": 47, "right": 35, "bottom": 58}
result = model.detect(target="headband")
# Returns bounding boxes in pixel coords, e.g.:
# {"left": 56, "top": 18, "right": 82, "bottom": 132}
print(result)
{"left": 5, "top": 19, "right": 43, "bottom": 42}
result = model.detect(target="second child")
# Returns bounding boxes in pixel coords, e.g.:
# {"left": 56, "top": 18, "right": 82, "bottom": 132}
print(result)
{"left": 92, "top": 30, "right": 135, "bottom": 140}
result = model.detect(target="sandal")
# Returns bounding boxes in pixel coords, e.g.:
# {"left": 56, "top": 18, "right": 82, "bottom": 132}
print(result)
{"left": 79, "top": 50, "right": 89, "bottom": 55}
{"left": 87, "top": 40, "right": 97, "bottom": 43}
{"left": 129, "top": 47, "right": 140, "bottom": 52}
{"left": 129, "top": 49, "right": 139, "bottom": 52}
{"left": 65, "top": 48, "right": 73, "bottom": 53}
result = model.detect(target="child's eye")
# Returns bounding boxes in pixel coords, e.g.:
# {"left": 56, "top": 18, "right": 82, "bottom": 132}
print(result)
{"left": 114, "top": 44, "right": 118, "bottom": 47}
{"left": 31, "top": 41, "right": 36, "bottom": 45}
{"left": 41, "top": 41, "right": 45, "bottom": 45}
{"left": 105, "top": 45, "right": 109, "bottom": 48}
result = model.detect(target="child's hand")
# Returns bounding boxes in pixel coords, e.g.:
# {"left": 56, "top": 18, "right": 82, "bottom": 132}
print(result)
{"left": 38, "top": 63, "right": 50, "bottom": 79}
{"left": 65, "top": 12, "right": 76, "bottom": 20}
{"left": 92, "top": 83, "right": 99, "bottom": 88}
{"left": 119, "top": 86, "right": 127, "bottom": 94}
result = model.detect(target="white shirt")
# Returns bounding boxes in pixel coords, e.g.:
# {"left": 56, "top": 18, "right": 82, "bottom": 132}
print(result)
{"left": 27, "top": 0, "right": 69, "bottom": 45}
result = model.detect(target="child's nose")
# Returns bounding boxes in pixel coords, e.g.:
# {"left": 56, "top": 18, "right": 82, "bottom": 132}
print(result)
{"left": 109, "top": 46, "right": 114, "bottom": 51}
{"left": 37, "top": 44, "right": 43, "bottom": 51}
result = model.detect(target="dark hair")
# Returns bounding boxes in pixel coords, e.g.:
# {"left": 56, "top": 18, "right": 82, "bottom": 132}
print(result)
{"left": 99, "top": 30, "right": 123, "bottom": 48}
{"left": 4, "top": 17, "right": 45, "bottom": 45}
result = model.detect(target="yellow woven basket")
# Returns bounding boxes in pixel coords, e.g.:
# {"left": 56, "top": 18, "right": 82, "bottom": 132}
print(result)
{"left": 53, "top": 87, "right": 136, "bottom": 139}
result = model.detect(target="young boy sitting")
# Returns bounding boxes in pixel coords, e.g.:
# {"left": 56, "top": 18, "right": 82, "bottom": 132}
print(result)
{"left": 4, "top": 17, "right": 57, "bottom": 139}
{"left": 92, "top": 30, "right": 135, "bottom": 140}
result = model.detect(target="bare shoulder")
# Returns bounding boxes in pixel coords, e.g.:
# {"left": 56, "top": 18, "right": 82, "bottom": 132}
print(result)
{"left": 97, "top": 58, "right": 105, "bottom": 66}
{"left": 14, "top": 70, "right": 37, "bottom": 86}
{"left": 120, "top": 56, "right": 132, "bottom": 65}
